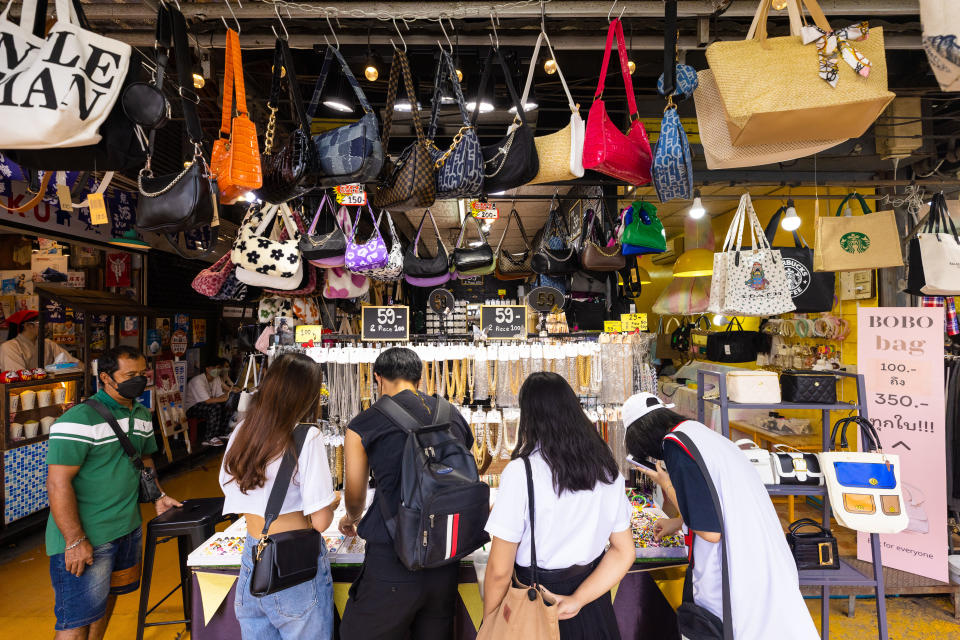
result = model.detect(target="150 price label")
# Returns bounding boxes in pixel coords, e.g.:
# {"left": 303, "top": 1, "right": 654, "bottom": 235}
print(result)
{"left": 481, "top": 305, "right": 526, "bottom": 340}
{"left": 361, "top": 305, "right": 409, "bottom": 342}
{"left": 335, "top": 184, "right": 367, "bottom": 206}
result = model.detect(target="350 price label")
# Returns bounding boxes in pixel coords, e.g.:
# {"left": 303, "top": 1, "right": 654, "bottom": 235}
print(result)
{"left": 361, "top": 305, "right": 409, "bottom": 342}
{"left": 481, "top": 305, "right": 526, "bottom": 340}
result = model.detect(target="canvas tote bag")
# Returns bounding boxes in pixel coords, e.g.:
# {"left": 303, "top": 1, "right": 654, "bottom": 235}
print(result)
{"left": 0, "top": 0, "right": 130, "bottom": 149}
{"left": 813, "top": 193, "right": 904, "bottom": 272}
{"left": 705, "top": 0, "right": 894, "bottom": 146}
{"left": 763, "top": 207, "right": 835, "bottom": 313}
{"left": 920, "top": 0, "right": 960, "bottom": 92}
{"left": 905, "top": 192, "right": 960, "bottom": 296}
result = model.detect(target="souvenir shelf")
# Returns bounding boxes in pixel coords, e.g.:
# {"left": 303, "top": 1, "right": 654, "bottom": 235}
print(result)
{"left": 696, "top": 369, "right": 889, "bottom": 640}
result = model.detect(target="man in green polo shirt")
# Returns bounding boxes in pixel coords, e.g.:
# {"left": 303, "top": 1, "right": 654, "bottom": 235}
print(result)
{"left": 46, "top": 345, "right": 181, "bottom": 639}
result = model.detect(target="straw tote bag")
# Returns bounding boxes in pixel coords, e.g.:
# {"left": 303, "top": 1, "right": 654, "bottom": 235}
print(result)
{"left": 705, "top": 0, "right": 894, "bottom": 146}
{"left": 920, "top": 0, "right": 960, "bottom": 92}
{"left": 813, "top": 193, "right": 904, "bottom": 272}
{"left": 519, "top": 30, "right": 585, "bottom": 184}
{"left": 210, "top": 28, "right": 262, "bottom": 205}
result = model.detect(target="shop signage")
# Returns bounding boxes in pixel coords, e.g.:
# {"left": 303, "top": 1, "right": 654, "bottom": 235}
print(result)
{"left": 857, "top": 307, "right": 946, "bottom": 582}
{"left": 470, "top": 201, "right": 499, "bottom": 220}
{"left": 171, "top": 330, "right": 188, "bottom": 357}
{"left": 481, "top": 305, "right": 526, "bottom": 340}
{"left": 620, "top": 313, "right": 648, "bottom": 332}
{"left": 295, "top": 325, "right": 324, "bottom": 344}
{"left": 604, "top": 320, "right": 623, "bottom": 333}
{"left": 429, "top": 289, "right": 455, "bottom": 316}
{"left": 335, "top": 184, "right": 367, "bottom": 206}
{"left": 526, "top": 286, "right": 564, "bottom": 314}
{"left": 361, "top": 305, "right": 409, "bottom": 342}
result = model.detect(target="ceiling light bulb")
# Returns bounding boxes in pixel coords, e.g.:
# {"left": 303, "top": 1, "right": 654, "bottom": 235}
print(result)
{"left": 456, "top": 68, "right": 463, "bottom": 82}
{"left": 782, "top": 198, "right": 802, "bottom": 231}
{"left": 627, "top": 60, "right": 636, "bottom": 74}
{"left": 508, "top": 100, "right": 538, "bottom": 114}
{"left": 192, "top": 73, "right": 205, "bottom": 89}
{"left": 773, "top": 0, "right": 788, "bottom": 9}
{"left": 544, "top": 58, "right": 557, "bottom": 75}
{"left": 465, "top": 99, "right": 494, "bottom": 113}
{"left": 688, "top": 190, "right": 706, "bottom": 219}
{"left": 364, "top": 64, "right": 378, "bottom": 82}
{"left": 323, "top": 98, "right": 353, "bottom": 112}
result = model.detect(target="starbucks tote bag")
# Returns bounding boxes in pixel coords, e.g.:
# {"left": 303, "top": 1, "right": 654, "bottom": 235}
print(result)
{"left": 813, "top": 193, "right": 904, "bottom": 272}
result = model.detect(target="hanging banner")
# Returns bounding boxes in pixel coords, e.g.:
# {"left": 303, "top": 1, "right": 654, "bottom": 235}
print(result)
{"left": 857, "top": 307, "right": 946, "bottom": 582}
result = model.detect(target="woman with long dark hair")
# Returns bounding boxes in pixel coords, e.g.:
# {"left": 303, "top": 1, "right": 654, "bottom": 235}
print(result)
{"left": 481, "top": 372, "right": 635, "bottom": 639}
{"left": 219, "top": 353, "right": 337, "bottom": 639}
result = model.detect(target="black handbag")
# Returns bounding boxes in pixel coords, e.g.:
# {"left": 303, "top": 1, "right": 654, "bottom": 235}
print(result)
{"left": 135, "top": 4, "right": 217, "bottom": 238}
{"left": 299, "top": 194, "right": 346, "bottom": 261}
{"left": 471, "top": 48, "right": 539, "bottom": 194}
{"left": 786, "top": 518, "right": 840, "bottom": 570}
{"left": 780, "top": 370, "right": 838, "bottom": 404}
{"left": 452, "top": 215, "right": 495, "bottom": 275}
{"left": 85, "top": 399, "right": 163, "bottom": 504}
{"left": 568, "top": 300, "right": 605, "bottom": 330}
{"left": 404, "top": 209, "right": 450, "bottom": 278}
{"left": 763, "top": 207, "right": 835, "bottom": 313}
{"left": 532, "top": 208, "right": 579, "bottom": 275}
{"left": 904, "top": 192, "right": 959, "bottom": 296}
{"left": 705, "top": 318, "right": 760, "bottom": 363}
{"left": 257, "top": 39, "right": 321, "bottom": 204}
{"left": 250, "top": 424, "right": 323, "bottom": 597}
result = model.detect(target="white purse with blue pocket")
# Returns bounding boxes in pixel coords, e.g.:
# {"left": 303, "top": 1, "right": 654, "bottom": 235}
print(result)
{"left": 818, "top": 416, "right": 909, "bottom": 534}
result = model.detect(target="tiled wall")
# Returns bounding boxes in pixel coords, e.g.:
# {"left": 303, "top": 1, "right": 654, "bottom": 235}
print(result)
{"left": 4, "top": 441, "right": 49, "bottom": 525}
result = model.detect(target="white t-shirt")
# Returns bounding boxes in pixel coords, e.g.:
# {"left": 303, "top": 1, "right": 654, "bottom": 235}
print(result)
{"left": 184, "top": 374, "right": 224, "bottom": 412}
{"left": 219, "top": 422, "right": 336, "bottom": 518}
{"left": 484, "top": 452, "right": 632, "bottom": 570}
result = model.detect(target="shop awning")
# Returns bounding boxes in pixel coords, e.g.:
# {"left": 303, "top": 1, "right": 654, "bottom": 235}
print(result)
{"left": 34, "top": 284, "right": 162, "bottom": 317}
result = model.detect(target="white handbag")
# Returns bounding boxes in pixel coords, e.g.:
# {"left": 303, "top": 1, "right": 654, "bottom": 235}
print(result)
{"left": 734, "top": 439, "right": 776, "bottom": 485}
{"left": 237, "top": 355, "right": 260, "bottom": 414}
{"left": 233, "top": 203, "right": 304, "bottom": 290}
{"left": 322, "top": 266, "right": 370, "bottom": 299}
{"left": 726, "top": 370, "right": 781, "bottom": 404}
{"left": 818, "top": 416, "right": 909, "bottom": 534}
{"left": 0, "top": 0, "right": 130, "bottom": 149}
{"left": 770, "top": 444, "right": 824, "bottom": 486}
{"left": 916, "top": 198, "right": 960, "bottom": 295}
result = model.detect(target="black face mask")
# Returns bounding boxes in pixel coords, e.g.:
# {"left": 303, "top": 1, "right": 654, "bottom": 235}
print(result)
{"left": 111, "top": 375, "right": 148, "bottom": 400}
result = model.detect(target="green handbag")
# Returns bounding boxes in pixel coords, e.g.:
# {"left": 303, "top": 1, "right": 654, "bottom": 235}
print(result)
{"left": 622, "top": 201, "right": 667, "bottom": 255}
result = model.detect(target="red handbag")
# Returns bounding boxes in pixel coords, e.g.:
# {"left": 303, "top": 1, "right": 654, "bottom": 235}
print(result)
{"left": 191, "top": 252, "right": 234, "bottom": 297}
{"left": 582, "top": 18, "right": 653, "bottom": 186}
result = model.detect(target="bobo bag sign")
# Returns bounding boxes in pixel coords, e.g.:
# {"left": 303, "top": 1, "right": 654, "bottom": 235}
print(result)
{"left": 0, "top": 0, "right": 131, "bottom": 149}
{"left": 814, "top": 193, "right": 904, "bottom": 272}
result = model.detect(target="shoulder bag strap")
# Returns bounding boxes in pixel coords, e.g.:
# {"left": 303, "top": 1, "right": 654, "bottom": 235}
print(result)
{"left": 522, "top": 456, "right": 540, "bottom": 586}
{"left": 85, "top": 398, "right": 144, "bottom": 470}
{"left": 372, "top": 394, "right": 425, "bottom": 433}
{"left": 455, "top": 214, "right": 487, "bottom": 250}
{"left": 351, "top": 202, "right": 384, "bottom": 243}
{"left": 835, "top": 192, "right": 872, "bottom": 216}
{"left": 307, "top": 46, "right": 375, "bottom": 122}
{"left": 219, "top": 29, "right": 236, "bottom": 139}
{"left": 168, "top": 4, "right": 203, "bottom": 148}
{"left": 263, "top": 40, "right": 284, "bottom": 154}
{"left": 230, "top": 29, "right": 249, "bottom": 120}
{"left": 594, "top": 19, "right": 639, "bottom": 120}
{"left": 496, "top": 208, "right": 531, "bottom": 253}
{"left": 671, "top": 431, "right": 733, "bottom": 640}
{"left": 261, "top": 423, "right": 315, "bottom": 536}
{"left": 521, "top": 31, "right": 578, "bottom": 116}
{"left": 380, "top": 50, "right": 402, "bottom": 153}
{"left": 278, "top": 39, "right": 312, "bottom": 134}
{"left": 306, "top": 193, "right": 334, "bottom": 235}
{"left": 471, "top": 47, "right": 529, "bottom": 129}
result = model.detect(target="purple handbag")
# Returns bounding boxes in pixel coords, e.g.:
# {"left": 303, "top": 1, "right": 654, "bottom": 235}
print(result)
{"left": 405, "top": 272, "right": 452, "bottom": 287}
{"left": 345, "top": 203, "right": 389, "bottom": 272}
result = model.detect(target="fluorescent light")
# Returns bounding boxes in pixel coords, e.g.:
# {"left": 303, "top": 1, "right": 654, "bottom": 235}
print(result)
{"left": 689, "top": 189, "right": 706, "bottom": 219}
{"left": 394, "top": 99, "right": 422, "bottom": 112}
{"left": 323, "top": 97, "right": 353, "bottom": 113}
{"left": 465, "top": 99, "right": 494, "bottom": 113}
{"left": 782, "top": 198, "right": 801, "bottom": 231}
{"left": 508, "top": 100, "right": 538, "bottom": 114}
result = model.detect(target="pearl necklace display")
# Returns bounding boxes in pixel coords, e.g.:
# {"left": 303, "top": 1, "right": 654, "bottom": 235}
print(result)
{"left": 486, "top": 359, "right": 498, "bottom": 407}
{"left": 485, "top": 411, "right": 503, "bottom": 459}
{"left": 466, "top": 357, "right": 475, "bottom": 404}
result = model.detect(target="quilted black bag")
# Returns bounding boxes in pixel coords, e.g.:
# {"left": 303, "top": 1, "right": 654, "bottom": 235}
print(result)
{"left": 532, "top": 208, "right": 579, "bottom": 275}
{"left": 427, "top": 50, "right": 483, "bottom": 199}
{"left": 705, "top": 318, "right": 760, "bottom": 363}
{"left": 786, "top": 519, "right": 840, "bottom": 570}
{"left": 780, "top": 370, "right": 838, "bottom": 404}
{"left": 307, "top": 46, "right": 383, "bottom": 187}
{"left": 404, "top": 209, "right": 450, "bottom": 279}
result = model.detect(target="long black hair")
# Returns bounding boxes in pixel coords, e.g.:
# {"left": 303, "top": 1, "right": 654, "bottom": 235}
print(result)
{"left": 513, "top": 372, "right": 619, "bottom": 494}
{"left": 624, "top": 408, "right": 688, "bottom": 461}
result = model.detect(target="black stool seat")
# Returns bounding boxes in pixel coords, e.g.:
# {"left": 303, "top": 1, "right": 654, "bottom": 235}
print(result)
{"left": 136, "top": 497, "right": 235, "bottom": 640}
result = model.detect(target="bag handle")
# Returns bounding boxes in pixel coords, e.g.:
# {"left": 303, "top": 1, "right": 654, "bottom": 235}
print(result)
{"left": 662, "top": 0, "right": 678, "bottom": 97}
{"left": 242, "top": 354, "right": 259, "bottom": 388}
{"left": 521, "top": 30, "right": 578, "bottom": 116}
{"left": 277, "top": 39, "right": 312, "bottom": 134}
{"left": 219, "top": 29, "right": 244, "bottom": 138}
{"left": 748, "top": 0, "right": 831, "bottom": 42}
{"left": 85, "top": 398, "right": 147, "bottom": 472}
{"left": 734, "top": 438, "right": 760, "bottom": 449}
{"left": 835, "top": 192, "right": 872, "bottom": 217}
{"left": 413, "top": 209, "right": 447, "bottom": 259}
{"left": 763, "top": 206, "right": 807, "bottom": 249}
{"left": 351, "top": 202, "right": 385, "bottom": 244}
{"left": 381, "top": 49, "right": 427, "bottom": 153}
{"left": 455, "top": 214, "right": 489, "bottom": 250}
{"left": 593, "top": 18, "right": 639, "bottom": 120}
{"left": 0, "top": 171, "right": 52, "bottom": 213}
{"left": 307, "top": 45, "right": 374, "bottom": 120}
{"left": 496, "top": 208, "right": 532, "bottom": 254}
{"left": 427, "top": 50, "right": 472, "bottom": 142}
{"left": 788, "top": 517, "right": 830, "bottom": 537}
{"left": 724, "top": 317, "right": 745, "bottom": 333}
{"left": 926, "top": 192, "right": 960, "bottom": 243}
{"left": 306, "top": 193, "right": 336, "bottom": 235}
{"left": 470, "top": 47, "right": 530, "bottom": 129}
{"left": 830, "top": 415, "right": 882, "bottom": 453}
{"left": 260, "top": 423, "right": 316, "bottom": 537}
{"left": 521, "top": 456, "right": 541, "bottom": 588}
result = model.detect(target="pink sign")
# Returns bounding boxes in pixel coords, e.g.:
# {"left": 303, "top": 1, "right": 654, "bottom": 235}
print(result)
{"left": 857, "top": 307, "right": 946, "bottom": 582}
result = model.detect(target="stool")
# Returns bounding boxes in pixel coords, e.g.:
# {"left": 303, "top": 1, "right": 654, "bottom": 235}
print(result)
{"left": 136, "top": 497, "right": 235, "bottom": 640}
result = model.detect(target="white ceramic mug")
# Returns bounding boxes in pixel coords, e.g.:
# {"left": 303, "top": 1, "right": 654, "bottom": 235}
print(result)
{"left": 9, "top": 394, "right": 19, "bottom": 413}
{"left": 9, "top": 423, "right": 23, "bottom": 440}
{"left": 40, "top": 416, "right": 56, "bottom": 434}
{"left": 53, "top": 387, "right": 66, "bottom": 404}
{"left": 20, "top": 390, "right": 36, "bottom": 410}
{"left": 37, "top": 390, "right": 52, "bottom": 408}
{"left": 24, "top": 420, "right": 39, "bottom": 438}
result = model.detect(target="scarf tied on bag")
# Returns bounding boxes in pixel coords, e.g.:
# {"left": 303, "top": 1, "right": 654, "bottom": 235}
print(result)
{"left": 801, "top": 22, "right": 871, "bottom": 87}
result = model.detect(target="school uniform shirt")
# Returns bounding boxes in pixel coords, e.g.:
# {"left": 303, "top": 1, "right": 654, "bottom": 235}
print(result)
{"left": 485, "top": 451, "right": 633, "bottom": 570}
{"left": 184, "top": 373, "right": 224, "bottom": 412}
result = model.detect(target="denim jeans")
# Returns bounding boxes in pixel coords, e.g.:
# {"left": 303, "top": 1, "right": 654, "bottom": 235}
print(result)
{"left": 235, "top": 534, "right": 333, "bottom": 640}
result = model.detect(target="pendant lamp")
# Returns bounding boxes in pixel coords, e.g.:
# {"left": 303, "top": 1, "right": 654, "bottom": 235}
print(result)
{"left": 673, "top": 248, "right": 713, "bottom": 277}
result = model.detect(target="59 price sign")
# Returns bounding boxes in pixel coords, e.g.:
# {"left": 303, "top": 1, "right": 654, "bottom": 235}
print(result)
{"left": 481, "top": 305, "right": 526, "bottom": 340}
{"left": 361, "top": 305, "right": 409, "bottom": 342}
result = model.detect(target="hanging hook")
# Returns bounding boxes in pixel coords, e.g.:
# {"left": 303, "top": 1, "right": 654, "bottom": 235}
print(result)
{"left": 271, "top": 4, "right": 288, "bottom": 40}
{"left": 540, "top": 0, "right": 548, "bottom": 33}
{"left": 438, "top": 17, "right": 454, "bottom": 54}
{"left": 391, "top": 17, "right": 407, "bottom": 52}
{"left": 221, "top": 0, "right": 240, "bottom": 33}
{"left": 608, "top": 0, "right": 624, "bottom": 22}
{"left": 490, "top": 11, "right": 500, "bottom": 47}
{"left": 324, "top": 13, "right": 339, "bottom": 48}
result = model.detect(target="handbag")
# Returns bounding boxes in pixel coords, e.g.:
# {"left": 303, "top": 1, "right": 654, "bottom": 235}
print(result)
{"left": 579, "top": 208, "right": 625, "bottom": 272}
{"left": 257, "top": 39, "right": 321, "bottom": 204}
{"left": 582, "top": 18, "right": 653, "bottom": 187}
{"left": 210, "top": 28, "right": 262, "bottom": 205}
{"left": 470, "top": 47, "right": 539, "bottom": 195}
{"left": 308, "top": 45, "right": 383, "bottom": 187}
{"left": 476, "top": 457, "right": 560, "bottom": 640}
{"left": 771, "top": 444, "right": 824, "bottom": 486}
{"left": 404, "top": 209, "right": 452, "bottom": 286}
{"left": 352, "top": 209, "right": 404, "bottom": 282}
{"left": 708, "top": 193, "right": 797, "bottom": 317}
{"left": 494, "top": 209, "right": 535, "bottom": 281}
{"left": 322, "top": 266, "right": 370, "bottom": 300}
{"left": 780, "top": 370, "right": 838, "bottom": 404}
{"left": 726, "top": 370, "right": 781, "bottom": 404}
{"left": 532, "top": 208, "right": 579, "bottom": 276}
{"left": 135, "top": 4, "right": 217, "bottom": 240}
{"left": 814, "top": 192, "right": 904, "bottom": 272}
{"left": 236, "top": 354, "right": 260, "bottom": 413}
{"left": 232, "top": 204, "right": 303, "bottom": 290}
{"left": 373, "top": 49, "right": 436, "bottom": 211}
{"left": 250, "top": 424, "right": 322, "bottom": 596}
{"left": 705, "top": 318, "right": 760, "bottom": 363}
{"left": 567, "top": 300, "right": 604, "bottom": 331}
{"left": 905, "top": 192, "right": 960, "bottom": 296}
{"left": 299, "top": 194, "right": 346, "bottom": 263}
{"left": 818, "top": 416, "right": 909, "bottom": 534}
{"left": 427, "top": 50, "right": 483, "bottom": 199}
{"left": 763, "top": 207, "right": 835, "bottom": 312}
{"left": 85, "top": 399, "right": 162, "bottom": 503}
{"left": 920, "top": 0, "right": 960, "bottom": 92}
{"left": 734, "top": 438, "right": 776, "bottom": 485}
{"left": 705, "top": 0, "right": 894, "bottom": 146}
{"left": 656, "top": 317, "right": 684, "bottom": 361}
{"left": 653, "top": 276, "right": 711, "bottom": 316}
{"left": 267, "top": 209, "right": 318, "bottom": 298}
{"left": 344, "top": 203, "right": 389, "bottom": 273}
{"left": 786, "top": 518, "right": 840, "bottom": 570}
{"left": 621, "top": 202, "right": 667, "bottom": 255}
{"left": 653, "top": 4, "right": 694, "bottom": 202}
{"left": 453, "top": 215, "right": 495, "bottom": 277}
{"left": 519, "top": 30, "right": 585, "bottom": 184}
{"left": 191, "top": 252, "right": 234, "bottom": 298}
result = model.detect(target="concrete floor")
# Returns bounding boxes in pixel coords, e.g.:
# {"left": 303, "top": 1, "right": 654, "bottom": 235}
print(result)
{"left": 0, "top": 456, "right": 957, "bottom": 638}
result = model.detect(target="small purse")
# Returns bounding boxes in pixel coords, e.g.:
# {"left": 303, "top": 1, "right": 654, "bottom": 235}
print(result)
{"left": 404, "top": 209, "right": 451, "bottom": 286}
{"left": 85, "top": 399, "right": 163, "bottom": 504}
{"left": 705, "top": 318, "right": 760, "bottom": 363}
{"left": 299, "top": 194, "right": 346, "bottom": 263}
{"left": 771, "top": 444, "right": 824, "bottom": 486}
{"left": 786, "top": 518, "right": 840, "bottom": 571}
{"left": 780, "top": 370, "right": 838, "bottom": 404}
{"left": 734, "top": 438, "right": 776, "bottom": 485}
{"left": 322, "top": 266, "right": 370, "bottom": 300}
{"left": 621, "top": 202, "right": 667, "bottom": 255}
{"left": 232, "top": 204, "right": 303, "bottom": 290}
{"left": 344, "top": 203, "right": 389, "bottom": 273}
{"left": 351, "top": 210, "right": 404, "bottom": 282}
{"left": 494, "top": 209, "right": 535, "bottom": 281}
{"left": 579, "top": 207, "right": 625, "bottom": 272}
{"left": 191, "top": 251, "right": 234, "bottom": 298}
{"left": 726, "top": 370, "right": 781, "bottom": 404}
{"left": 532, "top": 207, "right": 579, "bottom": 276}
{"left": 453, "top": 215, "right": 496, "bottom": 277}
{"left": 427, "top": 50, "right": 483, "bottom": 199}
{"left": 250, "top": 424, "right": 323, "bottom": 596}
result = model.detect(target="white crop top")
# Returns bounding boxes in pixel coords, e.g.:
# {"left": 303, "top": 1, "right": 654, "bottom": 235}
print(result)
{"left": 219, "top": 422, "right": 336, "bottom": 518}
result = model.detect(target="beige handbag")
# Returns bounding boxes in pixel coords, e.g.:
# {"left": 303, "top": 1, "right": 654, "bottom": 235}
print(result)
{"left": 726, "top": 370, "right": 781, "bottom": 404}
{"left": 519, "top": 31, "right": 585, "bottom": 185}
{"left": 813, "top": 193, "right": 904, "bottom": 272}
{"left": 705, "top": 0, "right": 894, "bottom": 146}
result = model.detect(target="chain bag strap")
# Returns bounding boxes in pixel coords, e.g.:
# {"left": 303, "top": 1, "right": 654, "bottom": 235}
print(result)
{"left": 427, "top": 49, "right": 483, "bottom": 198}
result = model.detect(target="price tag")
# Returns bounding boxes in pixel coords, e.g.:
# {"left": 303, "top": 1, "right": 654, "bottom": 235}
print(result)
{"left": 497, "top": 289, "right": 506, "bottom": 296}
{"left": 361, "top": 305, "right": 409, "bottom": 342}
{"left": 526, "top": 286, "right": 565, "bottom": 314}
{"left": 620, "top": 313, "right": 648, "bottom": 332}
{"left": 295, "top": 325, "right": 324, "bottom": 344}
{"left": 604, "top": 321, "right": 623, "bottom": 333}
{"left": 170, "top": 329, "right": 188, "bottom": 357}
{"left": 470, "top": 200, "right": 499, "bottom": 220}
{"left": 481, "top": 305, "right": 526, "bottom": 340}
{"left": 87, "top": 193, "right": 109, "bottom": 225}
{"left": 429, "top": 289, "right": 455, "bottom": 316}
{"left": 335, "top": 184, "right": 367, "bottom": 206}
{"left": 56, "top": 184, "right": 73, "bottom": 212}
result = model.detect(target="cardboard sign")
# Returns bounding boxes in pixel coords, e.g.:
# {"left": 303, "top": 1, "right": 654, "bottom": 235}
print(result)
{"left": 604, "top": 321, "right": 623, "bottom": 333}
{"left": 480, "top": 305, "right": 526, "bottom": 340}
{"left": 295, "top": 325, "right": 324, "bottom": 344}
{"left": 335, "top": 184, "right": 367, "bottom": 206}
{"left": 361, "top": 305, "right": 409, "bottom": 342}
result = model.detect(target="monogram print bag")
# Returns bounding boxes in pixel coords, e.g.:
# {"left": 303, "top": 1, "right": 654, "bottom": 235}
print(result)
{"left": 427, "top": 50, "right": 483, "bottom": 199}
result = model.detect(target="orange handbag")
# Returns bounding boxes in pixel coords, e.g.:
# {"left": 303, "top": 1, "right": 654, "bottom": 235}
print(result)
{"left": 211, "top": 29, "right": 262, "bottom": 204}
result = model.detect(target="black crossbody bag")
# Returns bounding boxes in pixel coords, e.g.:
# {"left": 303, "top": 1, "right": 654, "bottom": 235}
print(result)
{"left": 249, "top": 423, "right": 322, "bottom": 597}
{"left": 85, "top": 399, "right": 162, "bottom": 504}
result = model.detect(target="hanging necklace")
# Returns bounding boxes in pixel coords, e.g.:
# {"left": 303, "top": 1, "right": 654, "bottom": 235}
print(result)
{"left": 466, "top": 357, "right": 475, "bottom": 404}
{"left": 424, "top": 361, "right": 435, "bottom": 396}
{"left": 457, "top": 358, "right": 468, "bottom": 404}
{"left": 485, "top": 412, "right": 503, "bottom": 459}
{"left": 502, "top": 414, "right": 519, "bottom": 458}
{"left": 486, "top": 358, "right": 498, "bottom": 407}
{"left": 446, "top": 359, "right": 458, "bottom": 402}
{"left": 471, "top": 414, "right": 490, "bottom": 472}
{"left": 508, "top": 359, "right": 522, "bottom": 396}
{"left": 577, "top": 354, "right": 592, "bottom": 392}
{"left": 436, "top": 359, "right": 446, "bottom": 398}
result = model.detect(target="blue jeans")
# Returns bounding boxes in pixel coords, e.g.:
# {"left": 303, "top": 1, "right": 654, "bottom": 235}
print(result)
{"left": 235, "top": 534, "right": 333, "bottom": 640}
